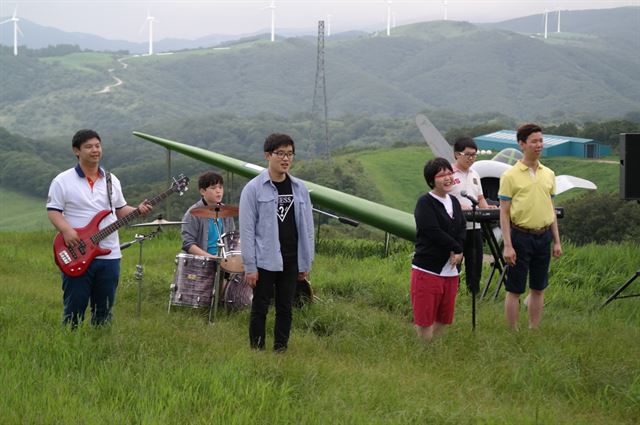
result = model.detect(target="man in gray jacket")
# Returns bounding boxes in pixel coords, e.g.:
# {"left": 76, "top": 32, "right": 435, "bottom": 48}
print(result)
{"left": 181, "top": 171, "right": 235, "bottom": 257}
{"left": 240, "top": 133, "right": 315, "bottom": 352}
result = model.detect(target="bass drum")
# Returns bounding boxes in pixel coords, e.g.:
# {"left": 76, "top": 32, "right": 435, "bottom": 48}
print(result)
{"left": 169, "top": 253, "right": 223, "bottom": 309}
{"left": 221, "top": 276, "right": 314, "bottom": 311}
{"left": 294, "top": 279, "right": 314, "bottom": 308}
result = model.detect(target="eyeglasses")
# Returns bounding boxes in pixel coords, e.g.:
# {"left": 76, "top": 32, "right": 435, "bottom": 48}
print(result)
{"left": 458, "top": 152, "right": 478, "bottom": 159}
{"left": 271, "top": 151, "right": 295, "bottom": 159}
{"left": 435, "top": 171, "right": 453, "bottom": 179}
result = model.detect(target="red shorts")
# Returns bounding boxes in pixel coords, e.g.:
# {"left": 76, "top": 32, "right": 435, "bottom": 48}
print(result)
{"left": 410, "top": 268, "right": 459, "bottom": 327}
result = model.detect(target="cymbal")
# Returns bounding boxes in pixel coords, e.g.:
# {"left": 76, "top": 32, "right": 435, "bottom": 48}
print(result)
{"left": 190, "top": 204, "right": 239, "bottom": 219}
{"left": 132, "top": 218, "right": 186, "bottom": 227}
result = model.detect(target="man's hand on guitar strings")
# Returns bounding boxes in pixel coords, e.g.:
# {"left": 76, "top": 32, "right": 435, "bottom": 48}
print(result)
{"left": 137, "top": 200, "right": 153, "bottom": 216}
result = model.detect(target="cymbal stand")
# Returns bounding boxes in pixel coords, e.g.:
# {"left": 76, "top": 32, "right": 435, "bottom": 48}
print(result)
{"left": 209, "top": 213, "right": 225, "bottom": 324}
{"left": 120, "top": 226, "right": 163, "bottom": 317}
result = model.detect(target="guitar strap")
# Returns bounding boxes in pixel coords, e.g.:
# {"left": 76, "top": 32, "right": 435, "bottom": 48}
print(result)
{"left": 105, "top": 171, "right": 114, "bottom": 214}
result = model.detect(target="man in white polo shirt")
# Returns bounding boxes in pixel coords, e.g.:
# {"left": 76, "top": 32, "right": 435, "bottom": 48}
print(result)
{"left": 450, "top": 136, "right": 496, "bottom": 296}
{"left": 47, "top": 129, "right": 151, "bottom": 328}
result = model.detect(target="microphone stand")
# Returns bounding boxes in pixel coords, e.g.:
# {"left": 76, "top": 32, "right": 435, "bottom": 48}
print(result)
{"left": 120, "top": 226, "right": 163, "bottom": 317}
{"left": 312, "top": 209, "right": 359, "bottom": 227}
{"left": 461, "top": 190, "right": 480, "bottom": 331}
{"left": 313, "top": 207, "right": 359, "bottom": 245}
{"left": 470, "top": 203, "right": 477, "bottom": 332}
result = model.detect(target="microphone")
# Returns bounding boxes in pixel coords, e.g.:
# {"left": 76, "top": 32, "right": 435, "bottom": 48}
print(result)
{"left": 460, "top": 190, "right": 479, "bottom": 207}
{"left": 120, "top": 241, "right": 133, "bottom": 250}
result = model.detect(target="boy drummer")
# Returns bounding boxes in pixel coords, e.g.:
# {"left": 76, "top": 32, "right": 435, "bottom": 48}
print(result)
{"left": 181, "top": 171, "right": 236, "bottom": 257}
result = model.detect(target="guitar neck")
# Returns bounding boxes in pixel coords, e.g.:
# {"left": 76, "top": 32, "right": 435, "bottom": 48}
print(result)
{"left": 91, "top": 186, "right": 177, "bottom": 244}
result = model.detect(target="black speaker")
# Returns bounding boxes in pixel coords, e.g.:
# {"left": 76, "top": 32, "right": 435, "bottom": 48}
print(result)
{"left": 620, "top": 133, "right": 640, "bottom": 200}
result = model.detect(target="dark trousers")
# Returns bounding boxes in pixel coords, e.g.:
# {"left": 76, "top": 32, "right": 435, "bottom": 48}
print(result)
{"left": 505, "top": 228, "right": 552, "bottom": 294}
{"left": 462, "top": 228, "right": 483, "bottom": 295}
{"left": 249, "top": 259, "right": 298, "bottom": 351}
{"left": 62, "top": 258, "right": 120, "bottom": 328}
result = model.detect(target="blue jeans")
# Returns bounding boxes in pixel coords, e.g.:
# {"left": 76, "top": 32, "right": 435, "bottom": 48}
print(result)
{"left": 61, "top": 258, "right": 120, "bottom": 328}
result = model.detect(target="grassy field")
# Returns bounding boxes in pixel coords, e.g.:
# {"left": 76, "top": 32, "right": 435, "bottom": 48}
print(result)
{"left": 1, "top": 229, "right": 639, "bottom": 424}
{"left": 41, "top": 52, "right": 119, "bottom": 73}
{"left": 345, "top": 146, "right": 432, "bottom": 213}
{"left": 0, "top": 187, "right": 50, "bottom": 231}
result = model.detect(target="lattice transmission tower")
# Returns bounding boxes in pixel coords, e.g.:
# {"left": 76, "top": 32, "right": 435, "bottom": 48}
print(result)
{"left": 310, "top": 20, "right": 330, "bottom": 159}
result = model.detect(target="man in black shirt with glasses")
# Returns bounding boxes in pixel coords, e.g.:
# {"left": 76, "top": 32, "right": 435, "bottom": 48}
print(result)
{"left": 239, "top": 133, "right": 315, "bottom": 352}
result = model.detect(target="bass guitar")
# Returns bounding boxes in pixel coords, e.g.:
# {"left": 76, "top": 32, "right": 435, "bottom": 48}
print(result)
{"left": 53, "top": 174, "right": 189, "bottom": 277}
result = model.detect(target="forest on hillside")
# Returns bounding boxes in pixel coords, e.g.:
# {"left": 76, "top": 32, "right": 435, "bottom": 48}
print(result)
{"left": 2, "top": 114, "right": 639, "bottom": 200}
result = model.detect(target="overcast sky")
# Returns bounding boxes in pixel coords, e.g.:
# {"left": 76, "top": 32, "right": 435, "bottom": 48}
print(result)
{"left": 1, "top": 0, "right": 637, "bottom": 42}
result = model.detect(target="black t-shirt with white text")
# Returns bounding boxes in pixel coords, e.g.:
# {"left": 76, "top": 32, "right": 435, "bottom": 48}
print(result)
{"left": 272, "top": 175, "right": 298, "bottom": 261}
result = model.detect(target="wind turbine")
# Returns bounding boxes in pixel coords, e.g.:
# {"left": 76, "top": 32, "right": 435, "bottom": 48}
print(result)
{"left": 139, "top": 12, "right": 157, "bottom": 55}
{"left": 543, "top": 9, "right": 548, "bottom": 39}
{"left": 443, "top": 0, "right": 448, "bottom": 21}
{"left": 0, "top": 8, "right": 23, "bottom": 56}
{"left": 557, "top": 8, "right": 561, "bottom": 33}
{"left": 265, "top": 0, "right": 276, "bottom": 42}
{"left": 327, "top": 14, "right": 331, "bottom": 37}
{"left": 133, "top": 114, "right": 598, "bottom": 243}
{"left": 386, "top": 0, "right": 392, "bottom": 36}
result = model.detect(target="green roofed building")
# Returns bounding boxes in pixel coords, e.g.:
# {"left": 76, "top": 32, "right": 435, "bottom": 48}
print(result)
{"left": 474, "top": 130, "right": 612, "bottom": 159}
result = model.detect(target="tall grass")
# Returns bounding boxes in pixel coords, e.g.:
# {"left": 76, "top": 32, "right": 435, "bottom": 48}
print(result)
{"left": 1, "top": 230, "right": 639, "bottom": 424}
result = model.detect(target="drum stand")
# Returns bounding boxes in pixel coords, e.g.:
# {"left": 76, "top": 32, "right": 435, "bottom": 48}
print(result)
{"left": 120, "top": 226, "right": 162, "bottom": 317}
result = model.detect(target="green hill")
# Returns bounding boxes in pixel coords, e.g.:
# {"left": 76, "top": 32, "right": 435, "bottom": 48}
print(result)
{"left": 344, "top": 146, "right": 432, "bottom": 213}
{"left": 486, "top": 6, "right": 640, "bottom": 53}
{"left": 347, "top": 146, "right": 619, "bottom": 213}
{"left": 0, "top": 188, "right": 50, "bottom": 231}
{"left": 1, "top": 9, "right": 639, "bottom": 138}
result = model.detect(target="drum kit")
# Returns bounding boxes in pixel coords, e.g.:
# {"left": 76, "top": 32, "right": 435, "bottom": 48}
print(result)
{"left": 128, "top": 204, "right": 313, "bottom": 323}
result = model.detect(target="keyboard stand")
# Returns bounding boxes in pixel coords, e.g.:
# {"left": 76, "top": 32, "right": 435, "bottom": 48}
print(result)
{"left": 479, "top": 221, "right": 508, "bottom": 301}
{"left": 471, "top": 207, "right": 563, "bottom": 301}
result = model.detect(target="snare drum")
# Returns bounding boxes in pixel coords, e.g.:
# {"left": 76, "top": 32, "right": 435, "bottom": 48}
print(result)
{"left": 169, "top": 253, "right": 224, "bottom": 308}
{"left": 223, "top": 273, "right": 253, "bottom": 310}
{"left": 220, "top": 231, "right": 244, "bottom": 273}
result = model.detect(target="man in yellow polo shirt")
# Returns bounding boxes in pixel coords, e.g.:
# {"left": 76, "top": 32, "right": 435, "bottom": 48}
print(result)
{"left": 498, "top": 123, "right": 562, "bottom": 330}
